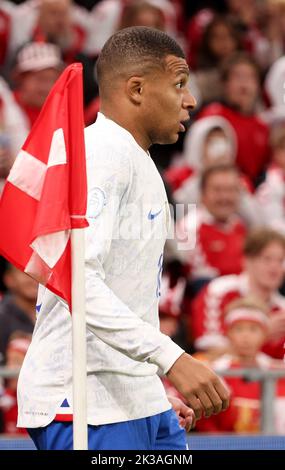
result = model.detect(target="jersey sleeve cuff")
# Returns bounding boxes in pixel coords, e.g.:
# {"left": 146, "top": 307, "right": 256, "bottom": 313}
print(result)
{"left": 150, "top": 335, "right": 185, "bottom": 375}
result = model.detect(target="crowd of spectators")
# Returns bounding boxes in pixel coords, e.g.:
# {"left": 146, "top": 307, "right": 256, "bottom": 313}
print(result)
{"left": 1, "top": 0, "right": 285, "bottom": 436}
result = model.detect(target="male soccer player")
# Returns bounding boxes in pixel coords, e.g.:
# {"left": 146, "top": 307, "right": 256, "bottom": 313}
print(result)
{"left": 17, "top": 26, "right": 229, "bottom": 450}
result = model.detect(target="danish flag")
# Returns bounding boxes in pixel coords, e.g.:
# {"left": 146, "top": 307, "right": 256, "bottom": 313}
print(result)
{"left": 0, "top": 63, "right": 88, "bottom": 307}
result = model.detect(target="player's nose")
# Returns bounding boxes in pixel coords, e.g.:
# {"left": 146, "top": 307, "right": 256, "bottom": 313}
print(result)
{"left": 183, "top": 87, "right": 197, "bottom": 111}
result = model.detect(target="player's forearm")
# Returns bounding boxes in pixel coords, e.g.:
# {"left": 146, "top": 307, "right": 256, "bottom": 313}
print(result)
{"left": 85, "top": 267, "right": 184, "bottom": 373}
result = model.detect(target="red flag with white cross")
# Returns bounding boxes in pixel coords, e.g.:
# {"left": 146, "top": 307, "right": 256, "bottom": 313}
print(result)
{"left": 0, "top": 63, "right": 88, "bottom": 307}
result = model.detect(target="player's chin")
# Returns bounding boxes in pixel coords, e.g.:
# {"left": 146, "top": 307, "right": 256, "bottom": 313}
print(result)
{"left": 154, "top": 128, "right": 181, "bottom": 145}
{"left": 162, "top": 132, "right": 180, "bottom": 145}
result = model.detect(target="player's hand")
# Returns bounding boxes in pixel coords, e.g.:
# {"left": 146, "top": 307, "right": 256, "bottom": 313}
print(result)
{"left": 166, "top": 353, "right": 230, "bottom": 420}
{"left": 168, "top": 396, "right": 196, "bottom": 432}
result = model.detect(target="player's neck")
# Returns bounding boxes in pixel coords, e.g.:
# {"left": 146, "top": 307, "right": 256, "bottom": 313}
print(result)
{"left": 100, "top": 106, "right": 151, "bottom": 152}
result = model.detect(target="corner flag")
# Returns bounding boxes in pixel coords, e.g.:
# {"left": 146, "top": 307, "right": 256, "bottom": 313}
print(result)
{"left": 0, "top": 63, "right": 88, "bottom": 307}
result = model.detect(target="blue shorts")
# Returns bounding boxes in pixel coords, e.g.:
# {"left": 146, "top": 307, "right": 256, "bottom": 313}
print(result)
{"left": 27, "top": 409, "right": 187, "bottom": 450}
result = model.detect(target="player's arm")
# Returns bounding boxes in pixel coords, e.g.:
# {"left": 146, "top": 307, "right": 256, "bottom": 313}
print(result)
{"left": 83, "top": 148, "right": 183, "bottom": 368}
{"left": 83, "top": 149, "right": 229, "bottom": 417}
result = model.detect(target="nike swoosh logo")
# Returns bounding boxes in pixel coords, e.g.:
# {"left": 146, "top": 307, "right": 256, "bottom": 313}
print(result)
{"left": 148, "top": 209, "right": 162, "bottom": 220}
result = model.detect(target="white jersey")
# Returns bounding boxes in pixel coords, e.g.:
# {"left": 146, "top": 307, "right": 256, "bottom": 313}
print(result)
{"left": 17, "top": 113, "right": 184, "bottom": 428}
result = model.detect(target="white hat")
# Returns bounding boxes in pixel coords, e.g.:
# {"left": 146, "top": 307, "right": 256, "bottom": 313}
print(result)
{"left": 183, "top": 116, "right": 237, "bottom": 171}
{"left": 16, "top": 42, "right": 63, "bottom": 73}
{"left": 224, "top": 308, "right": 269, "bottom": 330}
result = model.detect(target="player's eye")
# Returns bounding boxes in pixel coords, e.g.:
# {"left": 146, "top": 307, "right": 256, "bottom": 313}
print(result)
{"left": 175, "top": 81, "right": 184, "bottom": 89}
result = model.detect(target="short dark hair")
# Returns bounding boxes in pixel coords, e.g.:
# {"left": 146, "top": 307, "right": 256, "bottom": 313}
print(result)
{"left": 96, "top": 26, "right": 185, "bottom": 94}
{"left": 244, "top": 228, "right": 285, "bottom": 258}
{"left": 200, "top": 164, "right": 239, "bottom": 192}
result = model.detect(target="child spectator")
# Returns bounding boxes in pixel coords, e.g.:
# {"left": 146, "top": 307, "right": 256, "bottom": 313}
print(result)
{"left": 196, "top": 297, "right": 285, "bottom": 433}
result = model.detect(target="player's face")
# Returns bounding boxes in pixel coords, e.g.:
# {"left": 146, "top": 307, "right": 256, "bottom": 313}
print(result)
{"left": 142, "top": 55, "right": 196, "bottom": 145}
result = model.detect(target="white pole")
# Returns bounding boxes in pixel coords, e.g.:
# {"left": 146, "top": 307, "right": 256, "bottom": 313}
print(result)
{"left": 71, "top": 228, "right": 88, "bottom": 449}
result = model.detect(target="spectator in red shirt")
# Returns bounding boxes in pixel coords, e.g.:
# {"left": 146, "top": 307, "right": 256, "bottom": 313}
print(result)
{"left": 190, "top": 228, "right": 285, "bottom": 359}
{"left": 176, "top": 164, "right": 247, "bottom": 295}
{"left": 196, "top": 297, "right": 285, "bottom": 433}
{"left": 198, "top": 53, "right": 270, "bottom": 186}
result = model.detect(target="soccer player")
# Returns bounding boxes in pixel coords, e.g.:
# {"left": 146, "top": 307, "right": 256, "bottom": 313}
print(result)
{"left": 17, "top": 26, "right": 229, "bottom": 450}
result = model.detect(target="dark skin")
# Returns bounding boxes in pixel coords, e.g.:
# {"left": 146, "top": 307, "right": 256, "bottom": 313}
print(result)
{"left": 100, "top": 55, "right": 196, "bottom": 151}
{"left": 99, "top": 54, "right": 230, "bottom": 420}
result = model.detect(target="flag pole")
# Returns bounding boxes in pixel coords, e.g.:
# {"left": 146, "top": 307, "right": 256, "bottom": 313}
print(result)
{"left": 71, "top": 228, "right": 88, "bottom": 449}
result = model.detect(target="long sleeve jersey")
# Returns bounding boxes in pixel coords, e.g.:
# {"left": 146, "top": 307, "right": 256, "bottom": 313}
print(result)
{"left": 17, "top": 113, "right": 184, "bottom": 428}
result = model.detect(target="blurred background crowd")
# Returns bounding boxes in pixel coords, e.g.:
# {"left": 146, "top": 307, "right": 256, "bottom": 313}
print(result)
{"left": 1, "top": 0, "right": 285, "bottom": 436}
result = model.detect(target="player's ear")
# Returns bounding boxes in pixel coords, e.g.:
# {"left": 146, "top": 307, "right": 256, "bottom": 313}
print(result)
{"left": 126, "top": 76, "right": 144, "bottom": 104}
